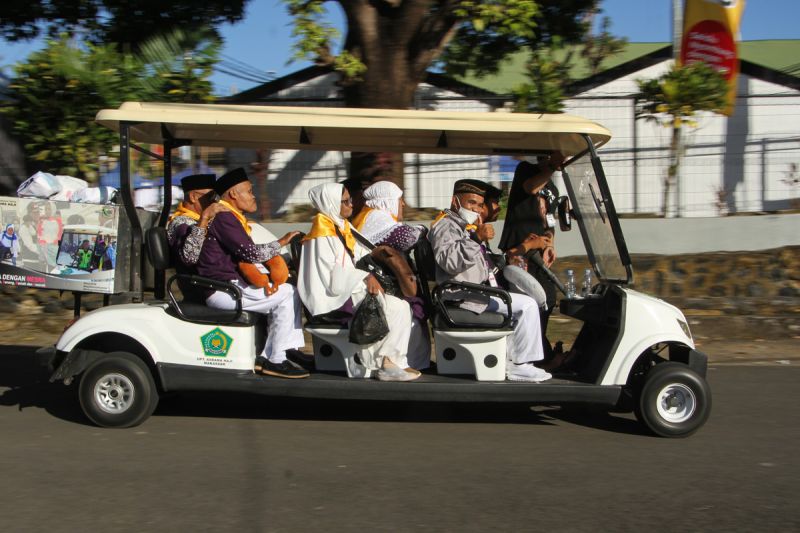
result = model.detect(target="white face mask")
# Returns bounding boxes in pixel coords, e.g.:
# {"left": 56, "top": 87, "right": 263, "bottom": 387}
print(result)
{"left": 455, "top": 196, "right": 480, "bottom": 225}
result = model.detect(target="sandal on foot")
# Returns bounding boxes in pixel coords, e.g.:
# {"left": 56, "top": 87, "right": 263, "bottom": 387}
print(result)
{"left": 377, "top": 365, "right": 420, "bottom": 382}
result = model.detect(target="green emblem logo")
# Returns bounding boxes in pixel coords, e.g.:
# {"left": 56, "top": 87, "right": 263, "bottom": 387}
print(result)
{"left": 200, "top": 327, "right": 233, "bottom": 357}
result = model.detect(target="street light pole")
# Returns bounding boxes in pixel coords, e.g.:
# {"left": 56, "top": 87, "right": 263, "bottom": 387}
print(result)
{"left": 672, "top": 0, "right": 684, "bottom": 217}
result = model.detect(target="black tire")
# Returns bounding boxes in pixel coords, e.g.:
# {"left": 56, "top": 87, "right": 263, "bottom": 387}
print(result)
{"left": 78, "top": 352, "right": 159, "bottom": 428}
{"left": 634, "top": 362, "right": 711, "bottom": 438}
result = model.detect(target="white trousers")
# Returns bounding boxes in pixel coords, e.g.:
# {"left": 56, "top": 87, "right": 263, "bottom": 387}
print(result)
{"left": 351, "top": 290, "right": 412, "bottom": 371}
{"left": 206, "top": 282, "right": 305, "bottom": 364}
{"left": 487, "top": 291, "right": 545, "bottom": 364}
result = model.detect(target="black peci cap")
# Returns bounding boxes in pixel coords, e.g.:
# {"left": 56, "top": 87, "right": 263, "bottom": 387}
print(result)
{"left": 453, "top": 178, "right": 502, "bottom": 200}
{"left": 214, "top": 167, "right": 250, "bottom": 196}
{"left": 180, "top": 173, "right": 216, "bottom": 192}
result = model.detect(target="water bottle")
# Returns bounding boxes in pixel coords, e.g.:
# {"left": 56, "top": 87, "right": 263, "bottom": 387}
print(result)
{"left": 565, "top": 269, "right": 576, "bottom": 299}
{"left": 582, "top": 268, "right": 593, "bottom": 297}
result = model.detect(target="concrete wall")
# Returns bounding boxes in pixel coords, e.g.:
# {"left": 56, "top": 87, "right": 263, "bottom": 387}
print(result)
{"left": 260, "top": 213, "right": 800, "bottom": 257}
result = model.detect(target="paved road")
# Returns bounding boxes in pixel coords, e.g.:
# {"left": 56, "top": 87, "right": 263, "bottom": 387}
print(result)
{"left": 1, "top": 346, "right": 798, "bottom": 532}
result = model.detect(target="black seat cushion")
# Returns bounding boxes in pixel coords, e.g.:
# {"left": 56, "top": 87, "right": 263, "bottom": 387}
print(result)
{"left": 306, "top": 309, "right": 351, "bottom": 329}
{"left": 432, "top": 305, "right": 508, "bottom": 329}
{"left": 165, "top": 301, "right": 259, "bottom": 327}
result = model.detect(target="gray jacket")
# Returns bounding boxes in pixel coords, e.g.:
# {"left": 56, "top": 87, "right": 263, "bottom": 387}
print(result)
{"left": 428, "top": 210, "right": 491, "bottom": 313}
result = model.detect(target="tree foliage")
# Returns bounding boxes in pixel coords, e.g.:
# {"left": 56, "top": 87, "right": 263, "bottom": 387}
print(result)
{"left": 0, "top": 0, "right": 247, "bottom": 50}
{"left": 1, "top": 31, "right": 220, "bottom": 181}
{"left": 636, "top": 61, "right": 729, "bottom": 216}
{"left": 441, "top": 0, "right": 596, "bottom": 78}
{"left": 511, "top": 9, "right": 626, "bottom": 114}
{"left": 636, "top": 61, "right": 729, "bottom": 128}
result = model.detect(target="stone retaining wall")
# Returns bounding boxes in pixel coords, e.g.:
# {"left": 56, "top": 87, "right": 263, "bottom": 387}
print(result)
{"left": 557, "top": 246, "right": 800, "bottom": 300}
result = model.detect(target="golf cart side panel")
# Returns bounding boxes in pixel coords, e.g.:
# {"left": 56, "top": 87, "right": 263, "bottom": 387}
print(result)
{"left": 156, "top": 363, "right": 623, "bottom": 404}
{"left": 56, "top": 304, "right": 257, "bottom": 371}
{"left": 600, "top": 289, "right": 694, "bottom": 386}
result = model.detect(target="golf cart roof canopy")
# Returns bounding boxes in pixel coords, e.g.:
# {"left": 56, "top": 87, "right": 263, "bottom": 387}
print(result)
{"left": 96, "top": 102, "right": 611, "bottom": 156}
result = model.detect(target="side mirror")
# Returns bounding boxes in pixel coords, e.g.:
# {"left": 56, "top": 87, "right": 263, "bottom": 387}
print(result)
{"left": 557, "top": 196, "right": 572, "bottom": 232}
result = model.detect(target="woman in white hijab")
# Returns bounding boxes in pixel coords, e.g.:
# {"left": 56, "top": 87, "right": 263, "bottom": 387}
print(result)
{"left": 353, "top": 181, "right": 422, "bottom": 252}
{"left": 298, "top": 182, "right": 420, "bottom": 382}
{"left": 353, "top": 181, "right": 430, "bottom": 370}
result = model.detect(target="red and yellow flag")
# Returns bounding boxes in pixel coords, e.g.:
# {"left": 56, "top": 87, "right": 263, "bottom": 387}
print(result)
{"left": 680, "top": 0, "right": 746, "bottom": 115}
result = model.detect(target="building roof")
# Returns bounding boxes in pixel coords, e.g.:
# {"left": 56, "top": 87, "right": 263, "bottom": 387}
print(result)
{"left": 222, "top": 65, "right": 502, "bottom": 106}
{"left": 458, "top": 40, "right": 800, "bottom": 95}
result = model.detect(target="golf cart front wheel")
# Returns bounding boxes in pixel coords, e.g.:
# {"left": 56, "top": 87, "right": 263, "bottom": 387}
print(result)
{"left": 78, "top": 352, "right": 159, "bottom": 428}
{"left": 635, "top": 362, "right": 711, "bottom": 438}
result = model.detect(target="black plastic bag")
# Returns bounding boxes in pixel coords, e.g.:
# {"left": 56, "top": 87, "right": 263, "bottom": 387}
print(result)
{"left": 349, "top": 293, "right": 390, "bottom": 344}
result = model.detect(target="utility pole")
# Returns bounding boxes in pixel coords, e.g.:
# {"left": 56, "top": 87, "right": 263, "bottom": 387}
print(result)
{"left": 672, "top": 0, "right": 684, "bottom": 217}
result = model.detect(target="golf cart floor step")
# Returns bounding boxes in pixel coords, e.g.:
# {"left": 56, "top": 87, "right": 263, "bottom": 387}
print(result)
{"left": 159, "top": 363, "right": 621, "bottom": 404}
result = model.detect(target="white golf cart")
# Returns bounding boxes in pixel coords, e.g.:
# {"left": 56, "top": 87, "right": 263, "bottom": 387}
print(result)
{"left": 39, "top": 102, "right": 710, "bottom": 437}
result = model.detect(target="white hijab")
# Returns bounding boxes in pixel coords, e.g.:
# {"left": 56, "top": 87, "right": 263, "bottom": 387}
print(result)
{"left": 360, "top": 181, "right": 403, "bottom": 244}
{"left": 363, "top": 181, "right": 402, "bottom": 217}
{"left": 299, "top": 182, "right": 369, "bottom": 316}
{"left": 308, "top": 182, "right": 347, "bottom": 229}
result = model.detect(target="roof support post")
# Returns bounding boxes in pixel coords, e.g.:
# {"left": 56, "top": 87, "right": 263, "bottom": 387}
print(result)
{"left": 119, "top": 122, "right": 143, "bottom": 302}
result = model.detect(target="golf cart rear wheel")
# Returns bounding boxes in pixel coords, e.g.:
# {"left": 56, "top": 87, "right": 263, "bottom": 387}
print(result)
{"left": 78, "top": 352, "right": 158, "bottom": 428}
{"left": 635, "top": 362, "right": 711, "bottom": 438}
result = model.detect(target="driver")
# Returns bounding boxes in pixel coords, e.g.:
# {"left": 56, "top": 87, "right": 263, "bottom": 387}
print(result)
{"left": 427, "top": 179, "right": 550, "bottom": 382}
{"left": 499, "top": 154, "right": 567, "bottom": 366}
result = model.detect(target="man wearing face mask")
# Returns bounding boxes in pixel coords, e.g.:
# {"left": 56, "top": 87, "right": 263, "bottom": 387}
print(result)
{"left": 428, "top": 180, "right": 550, "bottom": 382}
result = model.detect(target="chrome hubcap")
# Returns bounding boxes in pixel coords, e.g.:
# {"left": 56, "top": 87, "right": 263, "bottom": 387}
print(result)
{"left": 94, "top": 373, "right": 135, "bottom": 414}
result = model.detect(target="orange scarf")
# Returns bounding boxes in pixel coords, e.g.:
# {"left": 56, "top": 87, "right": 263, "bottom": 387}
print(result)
{"left": 218, "top": 199, "right": 251, "bottom": 235}
{"left": 168, "top": 203, "right": 200, "bottom": 223}
{"left": 432, "top": 210, "right": 477, "bottom": 232}
{"left": 303, "top": 213, "right": 356, "bottom": 255}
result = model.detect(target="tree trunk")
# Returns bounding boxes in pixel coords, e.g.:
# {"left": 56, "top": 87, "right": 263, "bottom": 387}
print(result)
{"left": 664, "top": 123, "right": 683, "bottom": 218}
{"left": 342, "top": 36, "right": 419, "bottom": 189}
{"left": 338, "top": 0, "right": 459, "bottom": 194}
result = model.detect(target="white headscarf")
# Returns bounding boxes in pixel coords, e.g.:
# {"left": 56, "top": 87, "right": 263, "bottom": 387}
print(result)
{"left": 308, "top": 182, "right": 347, "bottom": 229}
{"left": 363, "top": 181, "right": 403, "bottom": 217}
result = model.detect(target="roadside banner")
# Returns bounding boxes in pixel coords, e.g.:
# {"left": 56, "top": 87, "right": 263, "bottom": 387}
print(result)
{"left": 680, "top": 0, "right": 745, "bottom": 115}
{"left": 0, "top": 196, "right": 120, "bottom": 294}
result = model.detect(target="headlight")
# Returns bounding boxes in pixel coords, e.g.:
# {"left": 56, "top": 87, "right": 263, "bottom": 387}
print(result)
{"left": 677, "top": 319, "right": 692, "bottom": 340}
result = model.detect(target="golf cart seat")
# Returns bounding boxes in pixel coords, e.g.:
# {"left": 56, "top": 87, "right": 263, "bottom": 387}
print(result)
{"left": 411, "top": 235, "right": 513, "bottom": 381}
{"left": 145, "top": 226, "right": 258, "bottom": 327}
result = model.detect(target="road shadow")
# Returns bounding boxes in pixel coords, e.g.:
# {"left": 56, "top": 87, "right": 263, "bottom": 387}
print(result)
{"left": 1, "top": 346, "right": 646, "bottom": 435}
{"left": 0, "top": 345, "right": 89, "bottom": 425}
{"left": 155, "top": 393, "right": 649, "bottom": 436}
{"left": 533, "top": 404, "right": 648, "bottom": 437}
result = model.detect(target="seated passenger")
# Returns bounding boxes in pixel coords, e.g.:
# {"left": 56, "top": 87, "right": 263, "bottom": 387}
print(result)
{"left": 479, "top": 182, "right": 549, "bottom": 310}
{"left": 166, "top": 173, "right": 227, "bottom": 301}
{"left": 197, "top": 168, "right": 308, "bottom": 379}
{"left": 297, "top": 182, "right": 420, "bottom": 382}
{"left": 353, "top": 180, "right": 423, "bottom": 251}
{"left": 428, "top": 179, "right": 551, "bottom": 382}
{"left": 352, "top": 180, "right": 430, "bottom": 370}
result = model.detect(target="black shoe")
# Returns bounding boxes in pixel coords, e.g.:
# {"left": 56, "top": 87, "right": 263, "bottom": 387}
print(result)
{"left": 254, "top": 356, "right": 268, "bottom": 373}
{"left": 260, "top": 359, "right": 310, "bottom": 379}
{"left": 286, "top": 349, "right": 315, "bottom": 371}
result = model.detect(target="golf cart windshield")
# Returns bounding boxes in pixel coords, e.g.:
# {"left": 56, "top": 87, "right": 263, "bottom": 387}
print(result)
{"left": 561, "top": 138, "right": 633, "bottom": 284}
